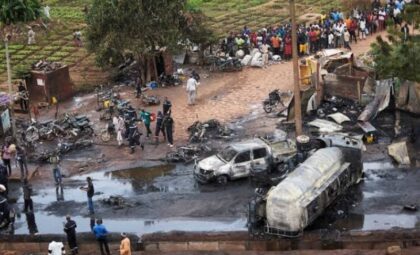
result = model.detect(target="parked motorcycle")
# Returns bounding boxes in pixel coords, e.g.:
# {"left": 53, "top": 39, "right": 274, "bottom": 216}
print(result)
{"left": 208, "top": 56, "right": 242, "bottom": 72}
{"left": 141, "top": 94, "right": 160, "bottom": 106}
{"left": 100, "top": 122, "right": 116, "bottom": 142}
{"left": 158, "top": 73, "right": 182, "bottom": 87}
{"left": 263, "top": 89, "right": 284, "bottom": 113}
{"left": 62, "top": 114, "right": 94, "bottom": 137}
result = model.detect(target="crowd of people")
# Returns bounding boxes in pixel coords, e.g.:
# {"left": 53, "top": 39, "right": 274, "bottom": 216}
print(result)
{"left": 220, "top": 0, "right": 414, "bottom": 62}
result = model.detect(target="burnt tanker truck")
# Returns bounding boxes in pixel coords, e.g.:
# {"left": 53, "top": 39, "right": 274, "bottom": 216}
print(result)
{"left": 248, "top": 134, "right": 363, "bottom": 237}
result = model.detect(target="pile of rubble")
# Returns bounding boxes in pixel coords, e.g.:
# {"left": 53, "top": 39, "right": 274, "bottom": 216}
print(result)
{"left": 32, "top": 60, "right": 63, "bottom": 72}
{"left": 187, "top": 119, "right": 234, "bottom": 143}
{"left": 101, "top": 195, "right": 134, "bottom": 210}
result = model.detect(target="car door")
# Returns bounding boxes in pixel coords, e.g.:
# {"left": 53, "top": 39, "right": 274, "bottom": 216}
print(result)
{"left": 231, "top": 150, "right": 252, "bottom": 178}
{"left": 252, "top": 147, "right": 269, "bottom": 171}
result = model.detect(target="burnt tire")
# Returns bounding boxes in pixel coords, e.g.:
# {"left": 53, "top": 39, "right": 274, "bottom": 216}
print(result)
{"left": 100, "top": 130, "right": 111, "bottom": 142}
{"left": 263, "top": 103, "right": 273, "bottom": 113}
{"left": 216, "top": 175, "right": 229, "bottom": 185}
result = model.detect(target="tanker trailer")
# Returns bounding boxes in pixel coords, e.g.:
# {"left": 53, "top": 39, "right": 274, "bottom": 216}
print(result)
{"left": 248, "top": 146, "right": 362, "bottom": 237}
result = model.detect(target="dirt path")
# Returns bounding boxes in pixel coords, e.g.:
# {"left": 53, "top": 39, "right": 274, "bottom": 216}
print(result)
{"left": 145, "top": 31, "right": 385, "bottom": 142}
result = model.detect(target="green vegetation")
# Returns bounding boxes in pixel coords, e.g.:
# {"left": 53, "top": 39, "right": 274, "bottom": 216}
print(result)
{"left": 372, "top": 31, "right": 420, "bottom": 83}
{"left": 0, "top": 0, "right": 346, "bottom": 86}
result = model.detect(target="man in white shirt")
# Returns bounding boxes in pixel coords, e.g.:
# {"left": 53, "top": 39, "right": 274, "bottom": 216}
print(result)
{"left": 48, "top": 241, "right": 65, "bottom": 255}
{"left": 186, "top": 75, "right": 199, "bottom": 105}
{"left": 260, "top": 42, "right": 269, "bottom": 68}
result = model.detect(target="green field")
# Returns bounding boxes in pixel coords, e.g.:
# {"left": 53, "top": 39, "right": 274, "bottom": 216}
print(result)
{"left": 0, "top": 0, "right": 342, "bottom": 86}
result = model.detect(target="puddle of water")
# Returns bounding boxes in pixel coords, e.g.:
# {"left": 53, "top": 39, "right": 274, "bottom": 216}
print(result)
{"left": 363, "top": 190, "right": 386, "bottom": 199}
{"left": 12, "top": 212, "right": 246, "bottom": 235}
{"left": 328, "top": 213, "right": 418, "bottom": 231}
{"left": 363, "top": 162, "right": 395, "bottom": 171}
{"left": 362, "top": 214, "right": 417, "bottom": 230}
{"left": 14, "top": 164, "right": 179, "bottom": 205}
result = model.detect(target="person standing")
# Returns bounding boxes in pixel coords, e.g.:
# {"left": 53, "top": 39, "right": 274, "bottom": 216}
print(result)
{"left": 2, "top": 139, "right": 15, "bottom": 177}
{"left": 120, "top": 232, "right": 131, "bottom": 255}
{"left": 49, "top": 153, "right": 62, "bottom": 186}
{"left": 114, "top": 115, "right": 125, "bottom": 147}
{"left": 28, "top": 27, "right": 36, "bottom": 45}
{"left": 260, "top": 41, "right": 269, "bottom": 68}
{"left": 22, "top": 179, "right": 33, "bottom": 212}
{"left": 93, "top": 218, "right": 111, "bottom": 255}
{"left": 135, "top": 77, "right": 142, "bottom": 98}
{"left": 48, "top": 241, "right": 65, "bottom": 255}
{"left": 139, "top": 109, "right": 152, "bottom": 137}
{"left": 162, "top": 97, "right": 172, "bottom": 115}
{"left": 16, "top": 145, "right": 28, "bottom": 181}
{"left": 73, "top": 30, "right": 82, "bottom": 47}
{"left": 0, "top": 164, "right": 8, "bottom": 197}
{"left": 186, "top": 75, "right": 198, "bottom": 106}
{"left": 401, "top": 23, "right": 409, "bottom": 42}
{"left": 271, "top": 35, "right": 281, "bottom": 56}
{"left": 343, "top": 29, "right": 351, "bottom": 50}
{"left": 64, "top": 215, "right": 78, "bottom": 255}
{"left": 80, "top": 177, "right": 95, "bottom": 214}
{"left": 154, "top": 111, "right": 166, "bottom": 144}
{"left": 163, "top": 114, "right": 174, "bottom": 148}
{"left": 128, "top": 120, "right": 141, "bottom": 153}
{"left": 18, "top": 82, "right": 29, "bottom": 112}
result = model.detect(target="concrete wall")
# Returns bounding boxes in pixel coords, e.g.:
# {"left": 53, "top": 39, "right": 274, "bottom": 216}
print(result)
{"left": 2, "top": 229, "right": 420, "bottom": 254}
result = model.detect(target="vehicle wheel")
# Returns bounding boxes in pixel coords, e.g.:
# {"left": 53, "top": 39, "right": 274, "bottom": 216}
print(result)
{"left": 263, "top": 103, "right": 273, "bottom": 113}
{"left": 101, "top": 130, "right": 111, "bottom": 142}
{"left": 83, "top": 127, "right": 94, "bottom": 136}
{"left": 216, "top": 175, "right": 229, "bottom": 185}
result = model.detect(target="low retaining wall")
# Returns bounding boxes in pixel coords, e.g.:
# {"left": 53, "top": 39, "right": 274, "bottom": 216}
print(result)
{"left": 141, "top": 229, "right": 420, "bottom": 252}
{"left": 2, "top": 229, "right": 420, "bottom": 254}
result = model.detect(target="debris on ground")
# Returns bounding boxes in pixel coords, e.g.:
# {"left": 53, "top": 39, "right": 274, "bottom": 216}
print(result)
{"left": 187, "top": 119, "right": 234, "bottom": 143}
{"left": 403, "top": 204, "right": 417, "bottom": 212}
{"left": 308, "top": 119, "right": 343, "bottom": 133}
{"left": 101, "top": 195, "right": 133, "bottom": 209}
{"left": 358, "top": 79, "right": 393, "bottom": 122}
{"left": 32, "top": 60, "right": 63, "bottom": 72}
{"left": 327, "top": 113, "right": 351, "bottom": 124}
{"left": 165, "top": 144, "right": 211, "bottom": 164}
{"left": 387, "top": 141, "right": 411, "bottom": 165}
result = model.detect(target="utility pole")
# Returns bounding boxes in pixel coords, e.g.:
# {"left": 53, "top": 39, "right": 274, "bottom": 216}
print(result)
{"left": 289, "top": 0, "right": 303, "bottom": 136}
{"left": 4, "top": 36, "right": 17, "bottom": 138}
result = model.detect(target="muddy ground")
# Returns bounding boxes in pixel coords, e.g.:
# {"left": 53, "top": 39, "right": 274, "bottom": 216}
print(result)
{"left": 4, "top": 29, "right": 420, "bottom": 237}
{"left": 5, "top": 106, "right": 420, "bottom": 236}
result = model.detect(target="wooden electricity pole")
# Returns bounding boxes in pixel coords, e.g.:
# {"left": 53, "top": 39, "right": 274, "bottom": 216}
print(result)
{"left": 289, "top": 0, "right": 303, "bottom": 136}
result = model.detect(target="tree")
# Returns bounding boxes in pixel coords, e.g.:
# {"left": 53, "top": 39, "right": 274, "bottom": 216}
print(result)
{"left": 371, "top": 33, "right": 420, "bottom": 82}
{"left": 85, "top": 0, "right": 214, "bottom": 82}
{"left": 403, "top": 3, "right": 420, "bottom": 31}
{"left": 0, "top": 0, "right": 43, "bottom": 137}
{"left": 0, "top": 0, "right": 42, "bottom": 26}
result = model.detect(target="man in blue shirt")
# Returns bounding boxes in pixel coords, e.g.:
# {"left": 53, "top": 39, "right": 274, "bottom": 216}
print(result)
{"left": 93, "top": 218, "right": 110, "bottom": 255}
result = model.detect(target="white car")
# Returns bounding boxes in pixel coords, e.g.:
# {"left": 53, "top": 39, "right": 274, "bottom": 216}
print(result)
{"left": 194, "top": 138, "right": 296, "bottom": 185}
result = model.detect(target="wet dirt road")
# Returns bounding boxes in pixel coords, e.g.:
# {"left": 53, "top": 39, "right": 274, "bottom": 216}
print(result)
{"left": 8, "top": 150, "right": 420, "bottom": 236}
{"left": 7, "top": 108, "right": 420, "bottom": 236}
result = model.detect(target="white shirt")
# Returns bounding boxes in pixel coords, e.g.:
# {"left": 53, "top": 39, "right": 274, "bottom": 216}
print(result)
{"left": 186, "top": 78, "right": 198, "bottom": 92}
{"left": 393, "top": 8, "right": 401, "bottom": 18}
{"left": 359, "top": 20, "right": 366, "bottom": 30}
{"left": 44, "top": 6, "right": 50, "bottom": 18}
{"left": 48, "top": 241, "right": 65, "bottom": 255}
{"left": 328, "top": 34, "right": 334, "bottom": 45}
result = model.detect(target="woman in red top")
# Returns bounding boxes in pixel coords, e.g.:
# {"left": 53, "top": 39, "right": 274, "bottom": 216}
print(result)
{"left": 284, "top": 34, "right": 292, "bottom": 60}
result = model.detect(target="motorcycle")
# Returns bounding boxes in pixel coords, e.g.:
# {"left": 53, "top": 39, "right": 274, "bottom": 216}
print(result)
{"left": 208, "top": 56, "right": 242, "bottom": 72}
{"left": 141, "top": 94, "right": 160, "bottom": 106}
{"left": 62, "top": 114, "right": 94, "bottom": 137}
{"left": 263, "top": 89, "right": 284, "bottom": 113}
{"left": 100, "top": 122, "right": 116, "bottom": 142}
{"left": 158, "top": 73, "right": 182, "bottom": 87}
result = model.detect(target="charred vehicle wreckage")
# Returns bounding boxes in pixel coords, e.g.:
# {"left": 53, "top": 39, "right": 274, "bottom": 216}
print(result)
{"left": 248, "top": 133, "right": 364, "bottom": 237}
{"left": 194, "top": 137, "right": 297, "bottom": 185}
